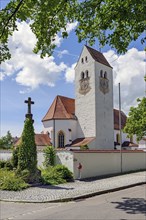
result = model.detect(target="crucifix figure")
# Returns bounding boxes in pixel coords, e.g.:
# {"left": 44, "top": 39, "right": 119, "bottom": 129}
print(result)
{"left": 24, "top": 97, "right": 34, "bottom": 114}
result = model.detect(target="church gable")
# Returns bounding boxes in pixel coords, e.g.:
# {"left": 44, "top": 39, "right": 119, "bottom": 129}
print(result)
{"left": 85, "top": 45, "right": 112, "bottom": 68}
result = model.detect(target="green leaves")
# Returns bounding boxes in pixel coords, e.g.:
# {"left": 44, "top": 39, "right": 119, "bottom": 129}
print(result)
{"left": 0, "top": 0, "right": 145, "bottom": 63}
{"left": 124, "top": 97, "right": 146, "bottom": 141}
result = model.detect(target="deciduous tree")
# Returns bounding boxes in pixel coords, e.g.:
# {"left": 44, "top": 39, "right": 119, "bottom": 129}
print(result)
{"left": 0, "top": 0, "right": 145, "bottom": 63}
{"left": 124, "top": 97, "right": 146, "bottom": 141}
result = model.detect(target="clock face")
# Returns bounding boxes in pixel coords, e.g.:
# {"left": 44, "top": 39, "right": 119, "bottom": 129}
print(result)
{"left": 79, "top": 78, "right": 91, "bottom": 95}
{"left": 99, "top": 77, "right": 109, "bottom": 94}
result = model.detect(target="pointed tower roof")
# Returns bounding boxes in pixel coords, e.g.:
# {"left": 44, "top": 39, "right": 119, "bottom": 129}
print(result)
{"left": 42, "top": 95, "right": 75, "bottom": 121}
{"left": 85, "top": 45, "right": 112, "bottom": 68}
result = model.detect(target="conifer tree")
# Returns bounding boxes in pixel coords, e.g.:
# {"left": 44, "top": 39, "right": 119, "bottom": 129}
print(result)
{"left": 17, "top": 117, "right": 38, "bottom": 182}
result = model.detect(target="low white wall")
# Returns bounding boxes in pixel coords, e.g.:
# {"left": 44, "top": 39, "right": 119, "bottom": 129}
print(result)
{"left": 56, "top": 150, "right": 74, "bottom": 173}
{"left": 72, "top": 150, "right": 146, "bottom": 179}
{"left": 1, "top": 150, "right": 146, "bottom": 180}
{"left": 0, "top": 151, "right": 12, "bottom": 160}
{"left": 0, "top": 151, "right": 45, "bottom": 168}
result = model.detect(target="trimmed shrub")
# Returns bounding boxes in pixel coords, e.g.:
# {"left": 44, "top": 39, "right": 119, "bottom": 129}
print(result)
{"left": 0, "top": 160, "right": 7, "bottom": 169}
{"left": 41, "top": 165, "right": 73, "bottom": 185}
{"left": 0, "top": 159, "right": 13, "bottom": 170}
{"left": 5, "top": 159, "right": 13, "bottom": 170}
{"left": 41, "top": 167, "right": 66, "bottom": 185}
{"left": 11, "top": 146, "right": 19, "bottom": 168}
{"left": 0, "top": 170, "right": 28, "bottom": 191}
{"left": 53, "top": 165, "right": 73, "bottom": 181}
{"left": 43, "top": 146, "right": 55, "bottom": 167}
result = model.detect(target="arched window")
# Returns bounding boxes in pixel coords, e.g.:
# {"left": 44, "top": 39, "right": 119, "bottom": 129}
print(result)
{"left": 81, "top": 58, "right": 84, "bottom": 63}
{"left": 100, "top": 70, "right": 103, "bottom": 77}
{"left": 85, "top": 56, "right": 88, "bottom": 62}
{"left": 116, "top": 133, "right": 120, "bottom": 143}
{"left": 85, "top": 70, "right": 89, "bottom": 78}
{"left": 104, "top": 71, "right": 107, "bottom": 78}
{"left": 81, "top": 71, "right": 85, "bottom": 79}
{"left": 58, "top": 131, "right": 65, "bottom": 148}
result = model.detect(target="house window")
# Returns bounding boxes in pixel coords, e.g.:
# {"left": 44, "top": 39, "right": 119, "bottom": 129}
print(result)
{"left": 81, "top": 58, "right": 84, "bottom": 63}
{"left": 85, "top": 56, "right": 88, "bottom": 62}
{"left": 100, "top": 70, "right": 103, "bottom": 77}
{"left": 58, "top": 131, "right": 65, "bottom": 148}
{"left": 104, "top": 71, "right": 107, "bottom": 78}
{"left": 85, "top": 70, "right": 89, "bottom": 78}
{"left": 81, "top": 71, "right": 85, "bottom": 79}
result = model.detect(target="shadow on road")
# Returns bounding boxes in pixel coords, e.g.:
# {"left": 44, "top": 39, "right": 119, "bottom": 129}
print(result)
{"left": 112, "top": 197, "right": 146, "bottom": 216}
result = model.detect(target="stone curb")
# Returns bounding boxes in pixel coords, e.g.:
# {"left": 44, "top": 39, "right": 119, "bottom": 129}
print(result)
{"left": 0, "top": 182, "right": 145, "bottom": 203}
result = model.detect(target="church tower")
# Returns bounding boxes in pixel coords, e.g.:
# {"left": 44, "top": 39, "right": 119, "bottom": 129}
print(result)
{"left": 75, "top": 45, "right": 114, "bottom": 149}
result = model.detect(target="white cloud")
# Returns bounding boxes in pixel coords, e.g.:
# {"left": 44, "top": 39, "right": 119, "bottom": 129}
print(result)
{"left": 0, "top": 21, "right": 78, "bottom": 91}
{"left": 57, "top": 49, "right": 69, "bottom": 58}
{"left": 104, "top": 48, "right": 145, "bottom": 114}
{"left": 66, "top": 21, "right": 78, "bottom": 33}
{"left": 65, "top": 63, "right": 76, "bottom": 83}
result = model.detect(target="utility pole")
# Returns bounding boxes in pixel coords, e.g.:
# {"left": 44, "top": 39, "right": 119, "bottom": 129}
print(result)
{"left": 118, "top": 83, "right": 122, "bottom": 173}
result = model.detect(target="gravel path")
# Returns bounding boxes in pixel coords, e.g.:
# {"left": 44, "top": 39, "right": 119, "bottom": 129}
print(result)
{"left": 0, "top": 171, "right": 146, "bottom": 203}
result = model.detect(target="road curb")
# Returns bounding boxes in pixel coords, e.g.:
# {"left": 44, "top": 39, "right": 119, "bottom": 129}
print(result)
{"left": 0, "top": 182, "right": 145, "bottom": 203}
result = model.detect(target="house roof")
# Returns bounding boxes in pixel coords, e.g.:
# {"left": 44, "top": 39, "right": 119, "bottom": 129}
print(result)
{"left": 42, "top": 96, "right": 127, "bottom": 130}
{"left": 70, "top": 137, "right": 95, "bottom": 147}
{"left": 114, "top": 109, "right": 127, "bottom": 130}
{"left": 85, "top": 45, "right": 112, "bottom": 68}
{"left": 42, "top": 95, "right": 76, "bottom": 121}
{"left": 15, "top": 134, "right": 51, "bottom": 147}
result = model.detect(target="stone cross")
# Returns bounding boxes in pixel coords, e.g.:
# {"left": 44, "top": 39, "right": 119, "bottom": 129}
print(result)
{"left": 24, "top": 97, "right": 34, "bottom": 114}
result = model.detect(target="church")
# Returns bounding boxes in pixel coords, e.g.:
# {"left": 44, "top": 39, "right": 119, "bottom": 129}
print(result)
{"left": 41, "top": 45, "right": 133, "bottom": 150}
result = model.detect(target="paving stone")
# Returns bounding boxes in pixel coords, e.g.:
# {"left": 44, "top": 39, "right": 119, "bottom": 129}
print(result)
{"left": 0, "top": 171, "right": 145, "bottom": 202}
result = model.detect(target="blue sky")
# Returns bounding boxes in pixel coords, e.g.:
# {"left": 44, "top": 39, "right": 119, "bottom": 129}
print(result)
{"left": 0, "top": 1, "right": 145, "bottom": 137}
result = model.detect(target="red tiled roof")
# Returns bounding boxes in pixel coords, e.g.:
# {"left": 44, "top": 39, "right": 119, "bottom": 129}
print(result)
{"left": 42, "top": 96, "right": 127, "bottom": 130}
{"left": 85, "top": 45, "right": 112, "bottom": 68}
{"left": 71, "top": 137, "right": 95, "bottom": 147}
{"left": 42, "top": 95, "right": 75, "bottom": 121}
{"left": 15, "top": 134, "right": 51, "bottom": 147}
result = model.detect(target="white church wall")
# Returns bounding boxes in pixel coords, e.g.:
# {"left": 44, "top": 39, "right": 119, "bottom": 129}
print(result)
{"left": 75, "top": 46, "right": 96, "bottom": 138}
{"left": 94, "top": 62, "right": 114, "bottom": 149}
{"left": 43, "top": 119, "right": 77, "bottom": 147}
{"left": 43, "top": 120, "right": 54, "bottom": 140}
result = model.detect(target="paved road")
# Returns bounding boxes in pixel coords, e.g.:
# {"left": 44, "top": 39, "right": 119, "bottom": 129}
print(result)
{"left": 1, "top": 184, "right": 146, "bottom": 220}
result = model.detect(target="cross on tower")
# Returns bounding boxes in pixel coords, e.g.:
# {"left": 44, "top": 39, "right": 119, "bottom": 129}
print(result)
{"left": 24, "top": 97, "right": 34, "bottom": 114}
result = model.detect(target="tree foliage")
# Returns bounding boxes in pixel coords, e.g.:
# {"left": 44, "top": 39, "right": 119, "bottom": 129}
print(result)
{"left": 124, "top": 97, "right": 146, "bottom": 141}
{"left": 0, "top": 131, "right": 13, "bottom": 149}
{"left": 0, "top": 0, "right": 145, "bottom": 63}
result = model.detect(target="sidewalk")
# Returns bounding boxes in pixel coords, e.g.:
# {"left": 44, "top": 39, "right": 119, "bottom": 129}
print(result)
{"left": 0, "top": 171, "right": 146, "bottom": 203}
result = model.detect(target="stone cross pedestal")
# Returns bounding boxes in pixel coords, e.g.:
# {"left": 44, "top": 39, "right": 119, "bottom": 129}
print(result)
{"left": 24, "top": 97, "right": 34, "bottom": 122}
